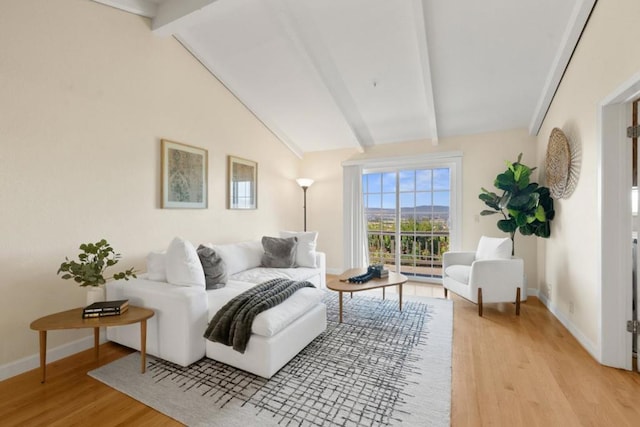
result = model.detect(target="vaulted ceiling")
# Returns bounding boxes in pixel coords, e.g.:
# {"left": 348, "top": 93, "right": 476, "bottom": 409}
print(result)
{"left": 94, "top": 0, "right": 595, "bottom": 157}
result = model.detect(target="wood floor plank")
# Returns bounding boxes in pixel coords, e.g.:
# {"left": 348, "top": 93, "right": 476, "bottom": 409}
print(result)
{"left": 2, "top": 282, "right": 640, "bottom": 426}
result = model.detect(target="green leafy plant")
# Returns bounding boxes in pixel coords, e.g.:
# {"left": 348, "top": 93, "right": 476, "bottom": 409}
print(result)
{"left": 479, "top": 153, "right": 555, "bottom": 255}
{"left": 57, "top": 239, "right": 136, "bottom": 287}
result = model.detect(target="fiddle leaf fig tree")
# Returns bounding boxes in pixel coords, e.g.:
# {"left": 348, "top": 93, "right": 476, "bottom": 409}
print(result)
{"left": 479, "top": 153, "right": 555, "bottom": 255}
{"left": 57, "top": 239, "right": 136, "bottom": 287}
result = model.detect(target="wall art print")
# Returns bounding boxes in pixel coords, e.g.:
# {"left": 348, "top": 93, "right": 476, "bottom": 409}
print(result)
{"left": 228, "top": 155, "right": 257, "bottom": 210}
{"left": 161, "top": 139, "right": 208, "bottom": 209}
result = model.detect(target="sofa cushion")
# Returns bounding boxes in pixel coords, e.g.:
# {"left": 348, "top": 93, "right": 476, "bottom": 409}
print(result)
{"left": 206, "top": 241, "right": 263, "bottom": 276}
{"left": 165, "top": 237, "right": 205, "bottom": 288}
{"left": 207, "top": 281, "right": 324, "bottom": 338}
{"left": 230, "top": 266, "right": 320, "bottom": 284}
{"left": 197, "top": 245, "right": 227, "bottom": 289}
{"left": 476, "top": 236, "right": 512, "bottom": 260}
{"left": 261, "top": 236, "right": 297, "bottom": 268}
{"left": 279, "top": 231, "right": 318, "bottom": 268}
{"left": 146, "top": 251, "right": 166, "bottom": 282}
{"left": 445, "top": 265, "right": 471, "bottom": 284}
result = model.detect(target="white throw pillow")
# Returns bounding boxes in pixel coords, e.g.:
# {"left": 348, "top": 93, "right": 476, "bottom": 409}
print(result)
{"left": 476, "top": 236, "right": 512, "bottom": 260}
{"left": 165, "top": 237, "right": 205, "bottom": 288}
{"left": 206, "top": 241, "right": 263, "bottom": 276}
{"left": 280, "top": 231, "right": 318, "bottom": 268}
{"left": 146, "top": 251, "right": 166, "bottom": 282}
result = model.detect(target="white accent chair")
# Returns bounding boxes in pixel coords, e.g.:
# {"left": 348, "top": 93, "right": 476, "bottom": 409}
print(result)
{"left": 442, "top": 236, "right": 524, "bottom": 316}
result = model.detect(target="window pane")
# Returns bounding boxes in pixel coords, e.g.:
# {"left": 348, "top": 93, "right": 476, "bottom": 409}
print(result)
{"left": 416, "top": 169, "right": 432, "bottom": 191}
{"left": 400, "top": 192, "right": 415, "bottom": 208}
{"left": 367, "top": 193, "right": 381, "bottom": 208}
{"left": 367, "top": 173, "right": 381, "bottom": 193}
{"left": 382, "top": 193, "right": 395, "bottom": 209}
{"left": 399, "top": 170, "right": 415, "bottom": 191}
{"left": 433, "top": 168, "right": 450, "bottom": 190}
{"left": 433, "top": 191, "right": 450, "bottom": 207}
{"left": 382, "top": 172, "right": 396, "bottom": 192}
{"left": 416, "top": 192, "right": 431, "bottom": 207}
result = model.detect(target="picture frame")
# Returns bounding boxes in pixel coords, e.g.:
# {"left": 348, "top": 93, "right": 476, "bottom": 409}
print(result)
{"left": 161, "top": 139, "right": 208, "bottom": 209}
{"left": 228, "top": 155, "right": 258, "bottom": 209}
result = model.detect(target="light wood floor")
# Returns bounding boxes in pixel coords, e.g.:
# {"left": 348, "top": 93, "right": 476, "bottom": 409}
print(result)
{"left": 2, "top": 283, "right": 640, "bottom": 426}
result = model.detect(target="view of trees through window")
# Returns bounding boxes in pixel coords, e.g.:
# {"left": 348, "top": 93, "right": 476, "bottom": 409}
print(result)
{"left": 363, "top": 168, "right": 451, "bottom": 280}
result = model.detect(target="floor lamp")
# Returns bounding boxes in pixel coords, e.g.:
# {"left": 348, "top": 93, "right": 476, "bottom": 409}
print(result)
{"left": 296, "top": 178, "right": 314, "bottom": 231}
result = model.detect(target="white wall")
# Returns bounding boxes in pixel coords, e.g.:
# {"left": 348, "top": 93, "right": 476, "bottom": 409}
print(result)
{"left": 0, "top": 0, "right": 302, "bottom": 370}
{"left": 535, "top": 0, "right": 640, "bottom": 357}
{"left": 302, "top": 128, "right": 539, "bottom": 286}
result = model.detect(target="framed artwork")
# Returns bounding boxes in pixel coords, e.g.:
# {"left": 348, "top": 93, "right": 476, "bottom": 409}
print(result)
{"left": 228, "top": 155, "right": 257, "bottom": 209}
{"left": 161, "top": 139, "right": 208, "bottom": 209}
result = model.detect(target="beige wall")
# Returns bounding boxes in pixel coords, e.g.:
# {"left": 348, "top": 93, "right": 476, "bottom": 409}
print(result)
{"left": 0, "top": 0, "right": 302, "bottom": 368}
{"left": 535, "top": 0, "right": 640, "bottom": 349}
{"left": 302, "top": 129, "right": 539, "bottom": 287}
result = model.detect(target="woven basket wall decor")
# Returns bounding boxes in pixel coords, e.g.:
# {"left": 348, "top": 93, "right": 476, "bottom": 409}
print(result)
{"left": 545, "top": 128, "right": 572, "bottom": 199}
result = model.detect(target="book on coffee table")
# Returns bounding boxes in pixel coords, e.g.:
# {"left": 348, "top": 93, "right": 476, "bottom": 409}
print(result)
{"left": 83, "top": 299, "right": 129, "bottom": 318}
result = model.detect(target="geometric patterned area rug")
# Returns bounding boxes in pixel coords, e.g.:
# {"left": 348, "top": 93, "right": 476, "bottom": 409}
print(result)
{"left": 89, "top": 292, "right": 453, "bottom": 427}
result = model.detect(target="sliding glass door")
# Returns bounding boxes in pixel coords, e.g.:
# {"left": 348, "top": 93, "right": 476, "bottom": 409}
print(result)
{"left": 363, "top": 167, "right": 453, "bottom": 281}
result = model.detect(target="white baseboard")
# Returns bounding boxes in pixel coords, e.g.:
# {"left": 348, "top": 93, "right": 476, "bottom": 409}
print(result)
{"left": 326, "top": 267, "right": 343, "bottom": 275}
{"left": 0, "top": 335, "right": 106, "bottom": 382}
{"left": 537, "top": 292, "right": 599, "bottom": 361}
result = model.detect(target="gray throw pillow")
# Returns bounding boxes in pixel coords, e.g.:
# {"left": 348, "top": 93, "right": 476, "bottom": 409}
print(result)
{"left": 197, "top": 245, "right": 227, "bottom": 289}
{"left": 261, "top": 236, "right": 298, "bottom": 268}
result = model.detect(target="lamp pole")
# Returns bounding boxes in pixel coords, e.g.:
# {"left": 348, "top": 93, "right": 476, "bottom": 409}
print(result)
{"left": 296, "top": 178, "right": 314, "bottom": 232}
{"left": 302, "top": 185, "right": 309, "bottom": 231}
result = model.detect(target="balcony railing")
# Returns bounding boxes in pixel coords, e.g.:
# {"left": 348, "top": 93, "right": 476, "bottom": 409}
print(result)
{"left": 367, "top": 230, "right": 450, "bottom": 280}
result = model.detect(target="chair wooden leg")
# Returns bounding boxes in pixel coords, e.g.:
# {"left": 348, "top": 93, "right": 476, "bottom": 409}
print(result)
{"left": 444, "top": 288, "right": 448, "bottom": 298}
{"left": 478, "top": 288, "right": 483, "bottom": 317}
{"left": 515, "top": 287, "right": 521, "bottom": 316}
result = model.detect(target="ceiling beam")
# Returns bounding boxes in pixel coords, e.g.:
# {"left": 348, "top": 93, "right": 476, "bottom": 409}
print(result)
{"left": 91, "top": 0, "right": 157, "bottom": 18}
{"left": 271, "top": 0, "right": 375, "bottom": 149}
{"left": 528, "top": 0, "right": 597, "bottom": 136}
{"left": 412, "top": 0, "right": 439, "bottom": 145}
{"left": 152, "top": 0, "right": 220, "bottom": 37}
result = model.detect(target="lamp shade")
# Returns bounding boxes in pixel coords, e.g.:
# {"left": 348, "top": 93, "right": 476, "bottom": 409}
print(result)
{"left": 296, "top": 178, "right": 314, "bottom": 188}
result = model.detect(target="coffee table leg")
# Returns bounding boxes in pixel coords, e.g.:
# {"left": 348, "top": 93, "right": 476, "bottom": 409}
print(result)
{"left": 383, "top": 287, "right": 386, "bottom": 300}
{"left": 339, "top": 291, "right": 343, "bottom": 323}
{"left": 399, "top": 283, "right": 403, "bottom": 312}
{"left": 39, "top": 331, "right": 47, "bottom": 383}
{"left": 94, "top": 327, "right": 100, "bottom": 361}
{"left": 140, "top": 319, "right": 147, "bottom": 373}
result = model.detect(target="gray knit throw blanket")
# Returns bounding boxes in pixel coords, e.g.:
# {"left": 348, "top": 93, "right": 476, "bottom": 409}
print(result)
{"left": 203, "top": 278, "right": 316, "bottom": 353}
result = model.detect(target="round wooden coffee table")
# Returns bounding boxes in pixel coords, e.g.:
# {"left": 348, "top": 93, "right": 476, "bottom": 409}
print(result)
{"left": 30, "top": 306, "right": 154, "bottom": 383}
{"left": 327, "top": 269, "right": 408, "bottom": 323}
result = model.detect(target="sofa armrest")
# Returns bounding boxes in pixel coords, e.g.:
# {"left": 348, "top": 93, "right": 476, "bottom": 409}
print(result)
{"left": 443, "top": 251, "right": 476, "bottom": 269}
{"left": 106, "top": 278, "right": 208, "bottom": 366}
{"left": 468, "top": 258, "right": 524, "bottom": 302}
{"left": 315, "top": 251, "right": 326, "bottom": 289}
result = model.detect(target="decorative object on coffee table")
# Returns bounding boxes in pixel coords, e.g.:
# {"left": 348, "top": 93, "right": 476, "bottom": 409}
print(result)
{"left": 161, "top": 139, "right": 208, "bottom": 209}
{"left": 30, "top": 306, "right": 154, "bottom": 383}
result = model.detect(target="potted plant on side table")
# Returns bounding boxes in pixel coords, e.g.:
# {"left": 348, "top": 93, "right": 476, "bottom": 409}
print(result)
{"left": 57, "top": 238, "right": 137, "bottom": 305}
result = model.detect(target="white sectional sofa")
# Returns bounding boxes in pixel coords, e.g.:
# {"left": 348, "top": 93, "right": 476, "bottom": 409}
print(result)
{"left": 106, "top": 236, "right": 327, "bottom": 378}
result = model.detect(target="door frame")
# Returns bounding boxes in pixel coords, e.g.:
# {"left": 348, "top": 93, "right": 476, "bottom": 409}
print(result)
{"left": 598, "top": 72, "right": 640, "bottom": 368}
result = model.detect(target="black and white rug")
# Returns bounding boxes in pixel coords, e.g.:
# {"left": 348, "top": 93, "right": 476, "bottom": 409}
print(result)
{"left": 89, "top": 293, "right": 452, "bottom": 426}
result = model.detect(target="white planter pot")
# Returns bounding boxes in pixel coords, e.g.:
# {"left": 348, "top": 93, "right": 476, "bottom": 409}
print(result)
{"left": 86, "top": 286, "right": 106, "bottom": 306}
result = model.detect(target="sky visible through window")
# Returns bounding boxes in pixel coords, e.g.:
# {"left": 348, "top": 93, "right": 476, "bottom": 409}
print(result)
{"left": 363, "top": 169, "right": 450, "bottom": 210}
